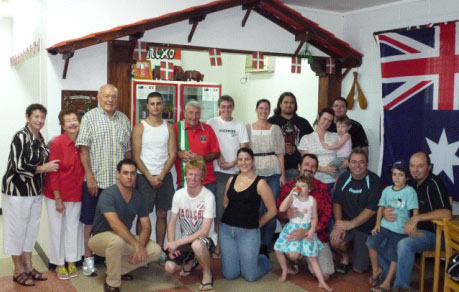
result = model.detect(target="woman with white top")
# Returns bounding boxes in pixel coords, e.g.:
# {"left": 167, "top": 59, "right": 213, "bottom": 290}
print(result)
{"left": 246, "top": 99, "right": 285, "bottom": 251}
{"left": 298, "top": 107, "right": 339, "bottom": 192}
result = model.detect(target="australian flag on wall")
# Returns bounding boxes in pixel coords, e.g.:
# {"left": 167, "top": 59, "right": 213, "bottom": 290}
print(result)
{"left": 377, "top": 21, "right": 459, "bottom": 200}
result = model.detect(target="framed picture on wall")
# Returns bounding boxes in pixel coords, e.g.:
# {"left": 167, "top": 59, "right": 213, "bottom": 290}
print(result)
{"left": 61, "top": 90, "right": 98, "bottom": 120}
{"left": 134, "top": 60, "right": 153, "bottom": 79}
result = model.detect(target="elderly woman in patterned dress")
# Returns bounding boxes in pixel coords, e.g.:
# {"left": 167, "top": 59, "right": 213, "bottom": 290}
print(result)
{"left": 2, "top": 104, "right": 60, "bottom": 286}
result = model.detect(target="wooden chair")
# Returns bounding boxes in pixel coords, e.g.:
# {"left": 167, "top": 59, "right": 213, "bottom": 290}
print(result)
{"left": 443, "top": 217, "right": 459, "bottom": 292}
{"left": 419, "top": 249, "right": 442, "bottom": 292}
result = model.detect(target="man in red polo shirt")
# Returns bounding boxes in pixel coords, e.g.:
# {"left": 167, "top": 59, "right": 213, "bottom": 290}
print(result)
{"left": 175, "top": 100, "right": 220, "bottom": 194}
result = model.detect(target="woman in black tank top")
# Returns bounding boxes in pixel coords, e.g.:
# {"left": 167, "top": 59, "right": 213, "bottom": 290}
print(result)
{"left": 219, "top": 148, "right": 277, "bottom": 281}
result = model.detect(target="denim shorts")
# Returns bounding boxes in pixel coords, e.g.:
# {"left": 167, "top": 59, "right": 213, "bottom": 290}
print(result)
{"left": 366, "top": 226, "right": 407, "bottom": 262}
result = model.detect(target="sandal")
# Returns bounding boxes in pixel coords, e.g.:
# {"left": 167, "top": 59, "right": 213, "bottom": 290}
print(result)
{"left": 13, "top": 272, "right": 35, "bottom": 286}
{"left": 56, "top": 266, "right": 69, "bottom": 280}
{"left": 369, "top": 271, "right": 383, "bottom": 286}
{"left": 180, "top": 259, "right": 199, "bottom": 276}
{"left": 28, "top": 268, "right": 48, "bottom": 281}
{"left": 67, "top": 264, "right": 78, "bottom": 278}
{"left": 199, "top": 276, "right": 213, "bottom": 291}
{"left": 335, "top": 263, "right": 350, "bottom": 275}
{"left": 370, "top": 286, "right": 391, "bottom": 292}
{"left": 211, "top": 252, "right": 221, "bottom": 259}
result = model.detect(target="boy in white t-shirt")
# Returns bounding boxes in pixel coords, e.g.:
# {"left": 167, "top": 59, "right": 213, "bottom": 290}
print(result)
{"left": 207, "top": 95, "right": 248, "bottom": 258}
{"left": 164, "top": 160, "right": 216, "bottom": 291}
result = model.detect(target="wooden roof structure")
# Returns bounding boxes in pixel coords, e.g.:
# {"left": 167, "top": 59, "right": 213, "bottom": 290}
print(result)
{"left": 47, "top": 0, "right": 362, "bottom": 70}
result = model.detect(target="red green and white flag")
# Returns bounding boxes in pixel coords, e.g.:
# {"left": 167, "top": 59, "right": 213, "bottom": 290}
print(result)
{"left": 133, "top": 41, "right": 147, "bottom": 61}
{"left": 326, "top": 58, "right": 336, "bottom": 74}
{"left": 252, "top": 52, "right": 264, "bottom": 69}
{"left": 209, "top": 48, "right": 222, "bottom": 66}
{"left": 291, "top": 57, "right": 301, "bottom": 73}
{"left": 160, "top": 61, "right": 175, "bottom": 80}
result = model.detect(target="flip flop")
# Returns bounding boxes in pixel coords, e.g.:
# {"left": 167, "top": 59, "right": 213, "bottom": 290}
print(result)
{"left": 199, "top": 276, "right": 213, "bottom": 291}
{"left": 369, "top": 272, "right": 383, "bottom": 286}
{"left": 28, "top": 269, "right": 47, "bottom": 281}
{"left": 180, "top": 259, "right": 199, "bottom": 276}
{"left": 13, "top": 272, "right": 35, "bottom": 286}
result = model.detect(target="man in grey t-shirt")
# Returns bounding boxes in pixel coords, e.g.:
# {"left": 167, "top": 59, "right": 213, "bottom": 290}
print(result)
{"left": 89, "top": 159, "right": 161, "bottom": 292}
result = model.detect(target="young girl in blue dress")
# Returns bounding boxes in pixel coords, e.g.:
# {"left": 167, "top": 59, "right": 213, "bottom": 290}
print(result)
{"left": 274, "top": 175, "right": 333, "bottom": 291}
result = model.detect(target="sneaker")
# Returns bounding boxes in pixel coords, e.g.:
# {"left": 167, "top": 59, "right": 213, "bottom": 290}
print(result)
{"left": 83, "top": 257, "right": 97, "bottom": 277}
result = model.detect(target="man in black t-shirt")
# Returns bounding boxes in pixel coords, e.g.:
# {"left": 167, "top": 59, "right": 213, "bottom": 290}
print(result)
{"left": 329, "top": 97, "right": 369, "bottom": 154}
{"left": 382, "top": 152, "right": 451, "bottom": 291}
{"left": 331, "top": 148, "right": 382, "bottom": 274}
{"left": 268, "top": 92, "right": 313, "bottom": 181}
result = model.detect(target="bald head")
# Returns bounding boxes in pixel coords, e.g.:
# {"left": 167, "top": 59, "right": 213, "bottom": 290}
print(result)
{"left": 409, "top": 152, "right": 431, "bottom": 185}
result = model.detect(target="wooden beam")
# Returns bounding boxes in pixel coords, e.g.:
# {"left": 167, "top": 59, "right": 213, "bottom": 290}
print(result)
{"left": 293, "top": 41, "right": 304, "bottom": 57}
{"left": 61, "top": 51, "right": 74, "bottom": 79}
{"left": 188, "top": 15, "right": 206, "bottom": 43}
{"left": 241, "top": 2, "right": 259, "bottom": 27}
{"left": 47, "top": 0, "right": 259, "bottom": 54}
{"left": 241, "top": 6, "right": 252, "bottom": 27}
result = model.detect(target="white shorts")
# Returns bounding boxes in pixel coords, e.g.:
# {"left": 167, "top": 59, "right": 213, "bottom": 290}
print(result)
{"left": 2, "top": 194, "right": 43, "bottom": 255}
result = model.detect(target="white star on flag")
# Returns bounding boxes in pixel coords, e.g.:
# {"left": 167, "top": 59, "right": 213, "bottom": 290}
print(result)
{"left": 426, "top": 129, "right": 459, "bottom": 183}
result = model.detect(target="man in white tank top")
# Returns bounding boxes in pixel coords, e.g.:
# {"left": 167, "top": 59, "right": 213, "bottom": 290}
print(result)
{"left": 132, "top": 92, "right": 177, "bottom": 260}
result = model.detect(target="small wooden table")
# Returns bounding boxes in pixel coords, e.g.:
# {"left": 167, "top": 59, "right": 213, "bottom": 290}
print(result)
{"left": 432, "top": 216, "right": 459, "bottom": 292}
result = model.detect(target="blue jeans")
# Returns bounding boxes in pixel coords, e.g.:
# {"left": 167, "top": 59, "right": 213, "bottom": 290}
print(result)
{"left": 378, "top": 230, "right": 436, "bottom": 289}
{"left": 219, "top": 222, "right": 271, "bottom": 281}
{"left": 259, "top": 174, "right": 280, "bottom": 249}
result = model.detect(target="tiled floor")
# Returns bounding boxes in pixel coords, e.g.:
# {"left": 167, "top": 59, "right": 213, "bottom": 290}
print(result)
{"left": 0, "top": 214, "right": 440, "bottom": 292}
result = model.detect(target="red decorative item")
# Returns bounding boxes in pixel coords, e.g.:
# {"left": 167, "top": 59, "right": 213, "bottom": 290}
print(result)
{"left": 252, "top": 52, "right": 264, "bottom": 69}
{"left": 209, "top": 48, "right": 222, "bottom": 66}
{"left": 291, "top": 57, "right": 301, "bottom": 73}
{"left": 160, "top": 61, "right": 175, "bottom": 80}
{"left": 133, "top": 41, "right": 147, "bottom": 61}
{"left": 325, "top": 58, "right": 336, "bottom": 74}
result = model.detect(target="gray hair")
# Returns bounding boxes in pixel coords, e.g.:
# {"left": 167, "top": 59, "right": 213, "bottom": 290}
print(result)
{"left": 98, "top": 84, "right": 118, "bottom": 96}
{"left": 185, "top": 100, "right": 201, "bottom": 111}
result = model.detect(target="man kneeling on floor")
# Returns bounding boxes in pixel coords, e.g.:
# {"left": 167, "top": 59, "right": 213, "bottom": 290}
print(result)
{"left": 164, "top": 160, "right": 217, "bottom": 291}
{"left": 89, "top": 159, "right": 161, "bottom": 292}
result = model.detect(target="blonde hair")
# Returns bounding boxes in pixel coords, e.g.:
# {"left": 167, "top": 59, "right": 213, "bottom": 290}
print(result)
{"left": 184, "top": 159, "right": 207, "bottom": 178}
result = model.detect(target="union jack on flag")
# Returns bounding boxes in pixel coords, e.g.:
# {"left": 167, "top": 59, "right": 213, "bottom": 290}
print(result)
{"left": 377, "top": 21, "right": 459, "bottom": 200}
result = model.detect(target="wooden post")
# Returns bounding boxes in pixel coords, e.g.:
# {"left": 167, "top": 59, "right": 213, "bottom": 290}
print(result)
{"left": 309, "top": 57, "right": 342, "bottom": 111}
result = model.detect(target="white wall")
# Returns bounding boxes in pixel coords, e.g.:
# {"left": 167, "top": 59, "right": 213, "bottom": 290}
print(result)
{"left": 341, "top": 0, "right": 459, "bottom": 173}
{"left": 180, "top": 50, "right": 318, "bottom": 124}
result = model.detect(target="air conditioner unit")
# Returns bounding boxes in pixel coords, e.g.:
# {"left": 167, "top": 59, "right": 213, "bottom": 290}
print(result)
{"left": 245, "top": 55, "right": 275, "bottom": 73}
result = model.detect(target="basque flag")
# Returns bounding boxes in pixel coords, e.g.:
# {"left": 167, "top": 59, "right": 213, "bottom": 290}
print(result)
{"left": 252, "top": 52, "right": 264, "bottom": 69}
{"left": 209, "top": 48, "right": 222, "bottom": 66}
{"left": 291, "top": 57, "right": 301, "bottom": 73}
{"left": 133, "top": 41, "right": 147, "bottom": 61}
{"left": 377, "top": 21, "right": 459, "bottom": 200}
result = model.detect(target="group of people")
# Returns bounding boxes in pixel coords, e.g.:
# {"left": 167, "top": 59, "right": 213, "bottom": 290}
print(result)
{"left": 1, "top": 84, "right": 452, "bottom": 292}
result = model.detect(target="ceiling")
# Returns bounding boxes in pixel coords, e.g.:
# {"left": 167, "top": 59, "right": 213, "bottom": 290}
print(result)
{"left": 283, "top": 0, "right": 406, "bottom": 13}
